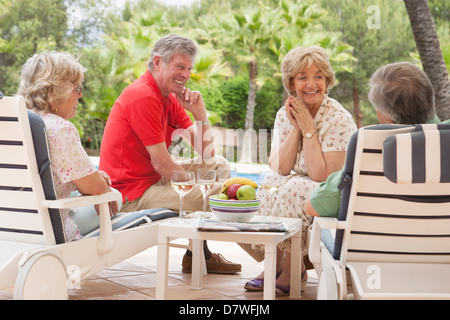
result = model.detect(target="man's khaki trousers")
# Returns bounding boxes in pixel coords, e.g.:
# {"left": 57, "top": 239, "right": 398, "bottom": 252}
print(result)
{"left": 120, "top": 156, "right": 229, "bottom": 214}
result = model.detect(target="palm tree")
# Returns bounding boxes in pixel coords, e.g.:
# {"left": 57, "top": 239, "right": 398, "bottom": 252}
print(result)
{"left": 190, "top": 45, "right": 234, "bottom": 87}
{"left": 221, "top": 5, "right": 284, "bottom": 131}
{"left": 197, "top": 4, "right": 286, "bottom": 163}
{"left": 404, "top": 0, "right": 450, "bottom": 120}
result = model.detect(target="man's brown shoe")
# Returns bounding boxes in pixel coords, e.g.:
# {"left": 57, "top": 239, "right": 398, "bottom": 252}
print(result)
{"left": 182, "top": 253, "right": 242, "bottom": 274}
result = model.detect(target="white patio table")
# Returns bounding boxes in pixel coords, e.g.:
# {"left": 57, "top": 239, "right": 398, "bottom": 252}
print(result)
{"left": 155, "top": 214, "right": 303, "bottom": 300}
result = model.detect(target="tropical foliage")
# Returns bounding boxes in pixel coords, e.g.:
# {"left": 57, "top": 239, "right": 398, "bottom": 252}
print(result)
{"left": 0, "top": 0, "right": 448, "bottom": 158}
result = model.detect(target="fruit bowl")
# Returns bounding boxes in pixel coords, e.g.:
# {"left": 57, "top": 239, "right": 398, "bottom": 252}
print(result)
{"left": 208, "top": 197, "right": 260, "bottom": 222}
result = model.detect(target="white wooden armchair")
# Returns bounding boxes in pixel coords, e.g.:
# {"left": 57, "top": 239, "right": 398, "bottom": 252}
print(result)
{"left": 0, "top": 96, "right": 177, "bottom": 299}
{"left": 308, "top": 124, "right": 450, "bottom": 300}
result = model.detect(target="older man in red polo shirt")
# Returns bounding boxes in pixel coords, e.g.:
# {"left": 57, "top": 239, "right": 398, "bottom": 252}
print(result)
{"left": 100, "top": 34, "right": 241, "bottom": 274}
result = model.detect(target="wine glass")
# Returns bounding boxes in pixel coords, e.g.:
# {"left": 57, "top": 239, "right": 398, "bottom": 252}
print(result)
{"left": 171, "top": 170, "right": 195, "bottom": 223}
{"left": 197, "top": 168, "right": 216, "bottom": 218}
{"left": 218, "top": 167, "right": 237, "bottom": 184}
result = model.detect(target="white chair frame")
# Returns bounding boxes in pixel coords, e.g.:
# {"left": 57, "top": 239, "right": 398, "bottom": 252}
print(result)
{"left": 0, "top": 96, "right": 177, "bottom": 299}
{"left": 309, "top": 125, "right": 450, "bottom": 300}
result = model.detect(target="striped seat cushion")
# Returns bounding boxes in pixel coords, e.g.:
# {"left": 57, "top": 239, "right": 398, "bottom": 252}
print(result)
{"left": 383, "top": 124, "right": 450, "bottom": 184}
{"left": 84, "top": 208, "right": 178, "bottom": 238}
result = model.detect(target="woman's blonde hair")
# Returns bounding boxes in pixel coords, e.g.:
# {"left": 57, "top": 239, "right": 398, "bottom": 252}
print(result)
{"left": 18, "top": 51, "right": 86, "bottom": 113}
{"left": 281, "top": 46, "right": 335, "bottom": 97}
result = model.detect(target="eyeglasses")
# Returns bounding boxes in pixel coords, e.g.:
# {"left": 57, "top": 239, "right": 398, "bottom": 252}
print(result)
{"left": 74, "top": 84, "right": 83, "bottom": 94}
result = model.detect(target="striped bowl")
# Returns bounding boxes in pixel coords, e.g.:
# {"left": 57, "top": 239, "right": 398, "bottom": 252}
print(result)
{"left": 209, "top": 197, "right": 260, "bottom": 222}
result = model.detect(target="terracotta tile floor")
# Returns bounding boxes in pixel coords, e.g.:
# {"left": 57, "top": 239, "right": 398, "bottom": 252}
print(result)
{"left": 1, "top": 240, "right": 318, "bottom": 300}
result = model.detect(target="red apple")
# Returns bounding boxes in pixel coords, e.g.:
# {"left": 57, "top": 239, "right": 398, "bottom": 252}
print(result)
{"left": 226, "top": 184, "right": 242, "bottom": 199}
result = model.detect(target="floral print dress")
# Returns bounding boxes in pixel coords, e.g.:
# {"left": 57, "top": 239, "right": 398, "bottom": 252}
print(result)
{"left": 258, "top": 95, "right": 357, "bottom": 229}
{"left": 39, "top": 112, "right": 97, "bottom": 241}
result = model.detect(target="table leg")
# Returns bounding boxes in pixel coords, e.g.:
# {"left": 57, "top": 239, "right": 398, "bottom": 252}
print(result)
{"left": 191, "top": 239, "right": 204, "bottom": 289}
{"left": 263, "top": 243, "right": 277, "bottom": 300}
{"left": 290, "top": 229, "right": 302, "bottom": 299}
{"left": 156, "top": 236, "right": 169, "bottom": 300}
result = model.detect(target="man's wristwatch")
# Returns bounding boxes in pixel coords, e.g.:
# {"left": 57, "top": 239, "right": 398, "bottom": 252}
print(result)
{"left": 196, "top": 120, "right": 208, "bottom": 126}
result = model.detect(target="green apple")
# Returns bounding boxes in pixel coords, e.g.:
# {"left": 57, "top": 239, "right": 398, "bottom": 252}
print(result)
{"left": 213, "top": 193, "right": 229, "bottom": 200}
{"left": 236, "top": 185, "right": 256, "bottom": 200}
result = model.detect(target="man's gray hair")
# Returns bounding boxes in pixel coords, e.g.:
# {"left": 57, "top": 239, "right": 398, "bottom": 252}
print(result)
{"left": 148, "top": 33, "right": 199, "bottom": 69}
{"left": 368, "top": 62, "right": 436, "bottom": 124}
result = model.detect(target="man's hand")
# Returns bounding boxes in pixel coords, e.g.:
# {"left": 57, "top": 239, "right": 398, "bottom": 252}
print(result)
{"left": 176, "top": 87, "right": 207, "bottom": 121}
{"left": 95, "top": 170, "right": 119, "bottom": 217}
{"left": 95, "top": 201, "right": 119, "bottom": 217}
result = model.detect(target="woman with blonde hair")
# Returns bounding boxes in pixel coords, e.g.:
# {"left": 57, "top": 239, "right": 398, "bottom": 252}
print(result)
{"left": 18, "top": 51, "right": 118, "bottom": 241}
{"left": 245, "top": 46, "right": 357, "bottom": 294}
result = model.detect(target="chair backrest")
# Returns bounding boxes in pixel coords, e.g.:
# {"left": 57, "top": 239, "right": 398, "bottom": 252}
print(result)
{"left": 335, "top": 124, "right": 450, "bottom": 264}
{"left": 0, "top": 96, "right": 65, "bottom": 245}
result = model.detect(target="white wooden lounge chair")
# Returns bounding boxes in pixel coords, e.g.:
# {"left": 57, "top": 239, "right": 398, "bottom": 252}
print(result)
{"left": 0, "top": 96, "right": 177, "bottom": 299}
{"left": 308, "top": 124, "right": 450, "bottom": 300}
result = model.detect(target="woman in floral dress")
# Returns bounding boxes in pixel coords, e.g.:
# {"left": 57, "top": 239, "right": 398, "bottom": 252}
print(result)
{"left": 245, "top": 46, "right": 357, "bottom": 294}
{"left": 18, "top": 52, "right": 118, "bottom": 241}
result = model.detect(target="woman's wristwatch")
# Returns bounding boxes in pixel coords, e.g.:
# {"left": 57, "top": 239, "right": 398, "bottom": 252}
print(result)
{"left": 304, "top": 131, "right": 315, "bottom": 139}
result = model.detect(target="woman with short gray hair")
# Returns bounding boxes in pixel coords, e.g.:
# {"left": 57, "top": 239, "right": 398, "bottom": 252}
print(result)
{"left": 368, "top": 61, "right": 436, "bottom": 124}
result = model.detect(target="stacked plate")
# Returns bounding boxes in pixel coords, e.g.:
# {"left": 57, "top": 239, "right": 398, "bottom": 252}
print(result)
{"left": 208, "top": 197, "right": 260, "bottom": 222}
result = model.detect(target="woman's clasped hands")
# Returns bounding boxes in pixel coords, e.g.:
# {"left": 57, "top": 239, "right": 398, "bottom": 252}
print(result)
{"left": 285, "top": 96, "right": 316, "bottom": 137}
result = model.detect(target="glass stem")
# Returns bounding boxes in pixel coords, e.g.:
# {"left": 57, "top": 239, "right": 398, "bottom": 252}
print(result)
{"left": 203, "top": 193, "right": 207, "bottom": 214}
{"left": 179, "top": 195, "right": 184, "bottom": 220}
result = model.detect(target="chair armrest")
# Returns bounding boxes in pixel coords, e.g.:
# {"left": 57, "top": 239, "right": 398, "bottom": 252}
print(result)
{"left": 315, "top": 217, "right": 347, "bottom": 230}
{"left": 308, "top": 217, "right": 347, "bottom": 266}
{"left": 41, "top": 192, "right": 121, "bottom": 209}
{"left": 42, "top": 191, "right": 121, "bottom": 255}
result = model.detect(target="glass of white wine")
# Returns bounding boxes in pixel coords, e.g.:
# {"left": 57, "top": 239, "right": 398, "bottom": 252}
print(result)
{"left": 171, "top": 170, "right": 195, "bottom": 223}
{"left": 197, "top": 168, "right": 216, "bottom": 218}
{"left": 218, "top": 167, "right": 237, "bottom": 184}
